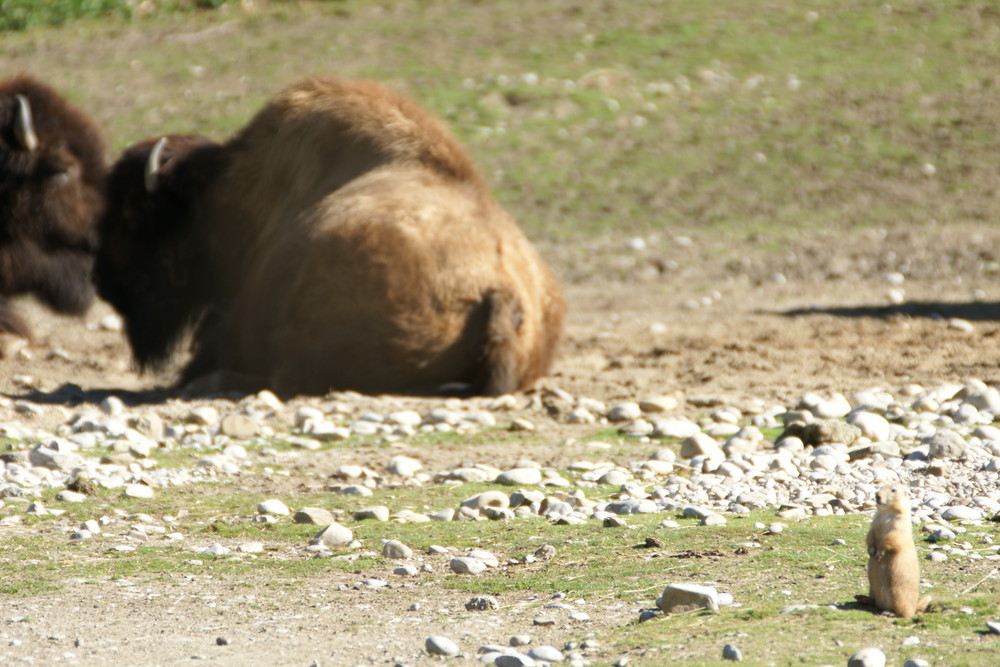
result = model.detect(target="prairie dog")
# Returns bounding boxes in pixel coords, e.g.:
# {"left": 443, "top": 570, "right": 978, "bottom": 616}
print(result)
{"left": 865, "top": 484, "right": 931, "bottom": 617}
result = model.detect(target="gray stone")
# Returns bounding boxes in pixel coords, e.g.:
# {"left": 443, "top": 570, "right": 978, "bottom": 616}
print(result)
{"left": 903, "top": 660, "right": 931, "bottom": 667}
{"left": 382, "top": 539, "right": 413, "bottom": 559}
{"left": 803, "top": 420, "right": 861, "bottom": 446}
{"left": 29, "top": 439, "right": 83, "bottom": 471}
{"left": 387, "top": 455, "right": 422, "bottom": 476}
{"left": 186, "top": 406, "right": 219, "bottom": 426}
{"left": 386, "top": 411, "right": 423, "bottom": 428}
{"left": 496, "top": 468, "right": 543, "bottom": 486}
{"left": 606, "top": 499, "right": 657, "bottom": 514}
{"left": 495, "top": 654, "right": 537, "bottom": 667}
{"left": 702, "top": 513, "right": 727, "bottom": 526}
{"left": 656, "top": 583, "right": 720, "bottom": 613}
{"left": 927, "top": 430, "right": 968, "bottom": 459}
{"left": 124, "top": 484, "right": 154, "bottom": 499}
{"left": 529, "top": 645, "right": 563, "bottom": 662}
{"left": 219, "top": 414, "right": 258, "bottom": 439}
{"left": 467, "top": 549, "right": 499, "bottom": 566}
{"left": 354, "top": 506, "right": 390, "bottom": 522}
{"left": 56, "top": 490, "right": 87, "bottom": 503}
{"left": 651, "top": 417, "right": 700, "bottom": 439}
{"left": 680, "top": 432, "right": 721, "bottom": 459}
{"left": 722, "top": 644, "right": 743, "bottom": 661}
{"left": 461, "top": 491, "right": 510, "bottom": 510}
{"left": 311, "top": 522, "right": 352, "bottom": 548}
{"left": 294, "top": 507, "right": 334, "bottom": 525}
{"left": 425, "top": 635, "right": 460, "bottom": 657}
{"left": 928, "top": 526, "right": 957, "bottom": 542}
{"left": 450, "top": 557, "right": 487, "bottom": 574}
{"left": 608, "top": 402, "right": 642, "bottom": 422}
{"left": 847, "top": 647, "right": 886, "bottom": 667}
{"left": 941, "top": 506, "right": 984, "bottom": 522}
{"left": 257, "top": 499, "right": 290, "bottom": 516}
{"left": 127, "top": 414, "right": 164, "bottom": 440}
{"left": 847, "top": 411, "right": 891, "bottom": 442}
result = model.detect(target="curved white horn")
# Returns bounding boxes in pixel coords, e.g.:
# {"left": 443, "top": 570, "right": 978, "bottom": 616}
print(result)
{"left": 13, "top": 94, "right": 38, "bottom": 152}
{"left": 144, "top": 136, "right": 168, "bottom": 193}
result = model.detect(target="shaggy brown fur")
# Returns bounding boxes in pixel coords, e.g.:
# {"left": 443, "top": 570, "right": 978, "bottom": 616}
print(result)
{"left": 862, "top": 484, "right": 931, "bottom": 618}
{"left": 0, "top": 75, "right": 105, "bottom": 344}
{"left": 96, "top": 76, "right": 565, "bottom": 396}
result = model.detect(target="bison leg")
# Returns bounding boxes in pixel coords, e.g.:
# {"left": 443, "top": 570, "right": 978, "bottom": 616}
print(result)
{"left": 472, "top": 288, "right": 525, "bottom": 396}
{"left": 0, "top": 297, "right": 32, "bottom": 357}
{"left": 0, "top": 297, "right": 32, "bottom": 340}
{"left": 0, "top": 242, "right": 94, "bottom": 315}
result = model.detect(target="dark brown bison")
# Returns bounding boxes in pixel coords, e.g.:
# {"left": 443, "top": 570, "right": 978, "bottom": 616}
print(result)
{"left": 95, "top": 76, "right": 565, "bottom": 396}
{"left": 0, "top": 75, "right": 105, "bottom": 349}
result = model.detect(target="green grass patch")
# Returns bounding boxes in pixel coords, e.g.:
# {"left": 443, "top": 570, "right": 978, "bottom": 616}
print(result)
{"left": 6, "top": 0, "right": 1000, "bottom": 242}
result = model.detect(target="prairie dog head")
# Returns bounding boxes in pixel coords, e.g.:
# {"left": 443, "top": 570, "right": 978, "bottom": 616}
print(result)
{"left": 875, "top": 484, "right": 910, "bottom": 514}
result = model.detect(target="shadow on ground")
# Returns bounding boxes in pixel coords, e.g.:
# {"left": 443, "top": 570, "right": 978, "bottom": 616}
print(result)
{"left": 5, "top": 383, "right": 181, "bottom": 407}
{"left": 781, "top": 301, "right": 1000, "bottom": 322}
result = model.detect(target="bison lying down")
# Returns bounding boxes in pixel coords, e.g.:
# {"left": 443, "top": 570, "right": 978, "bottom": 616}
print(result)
{"left": 96, "top": 76, "right": 565, "bottom": 396}
{"left": 0, "top": 76, "right": 105, "bottom": 348}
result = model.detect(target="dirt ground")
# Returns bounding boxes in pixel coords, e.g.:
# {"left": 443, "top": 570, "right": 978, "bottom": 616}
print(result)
{"left": 4, "top": 222, "right": 999, "bottom": 408}
{"left": 1, "top": 224, "right": 999, "bottom": 665}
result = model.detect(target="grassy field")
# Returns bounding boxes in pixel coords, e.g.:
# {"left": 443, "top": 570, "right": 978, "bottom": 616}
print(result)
{"left": 4, "top": 0, "right": 1000, "bottom": 241}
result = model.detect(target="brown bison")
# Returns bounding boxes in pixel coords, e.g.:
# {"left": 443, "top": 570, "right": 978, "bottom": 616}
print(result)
{"left": 0, "top": 75, "right": 105, "bottom": 349}
{"left": 95, "top": 76, "right": 565, "bottom": 396}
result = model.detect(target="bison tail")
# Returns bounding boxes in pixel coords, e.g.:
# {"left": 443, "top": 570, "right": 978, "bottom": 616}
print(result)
{"left": 472, "top": 288, "right": 525, "bottom": 396}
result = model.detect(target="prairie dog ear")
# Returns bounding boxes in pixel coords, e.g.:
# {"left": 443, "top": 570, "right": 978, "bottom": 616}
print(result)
{"left": 13, "top": 94, "right": 39, "bottom": 152}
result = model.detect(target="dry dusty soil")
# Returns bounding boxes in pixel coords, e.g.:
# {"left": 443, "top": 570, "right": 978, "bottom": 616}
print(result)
{"left": 1, "top": 224, "right": 999, "bottom": 665}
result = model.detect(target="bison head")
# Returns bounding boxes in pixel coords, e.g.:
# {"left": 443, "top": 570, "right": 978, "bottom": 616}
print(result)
{"left": 0, "top": 76, "right": 106, "bottom": 316}
{"left": 95, "top": 134, "right": 225, "bottom": 371}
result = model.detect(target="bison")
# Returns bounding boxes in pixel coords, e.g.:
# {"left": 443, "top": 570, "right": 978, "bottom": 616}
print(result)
{"left": 95, "top": 75, "right": 565, "bottom": 396}
{"left": 0, "top": 75, "right": 105, "bottom": 350}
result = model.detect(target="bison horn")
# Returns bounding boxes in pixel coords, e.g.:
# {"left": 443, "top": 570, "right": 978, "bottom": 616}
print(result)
{"left": 13, "top": 94, "right": 38, "bottom": 152}
{"left": 144, "top": 136, "right": 168, "bottom": 193}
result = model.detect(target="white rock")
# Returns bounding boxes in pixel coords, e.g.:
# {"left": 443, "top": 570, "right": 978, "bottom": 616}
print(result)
{"left": 354, "top": 506, "right": 390, "bottom": 522}
{"left": 848, "top": 647, "right": 886, "bottom": 667}
{"left": 656, "top": 583, "right": 720, "bottom": 613}
{"left": 382, "top": 539, "right": 413, "bottom": 559}
{"left": 640, "top": 396, "right": 678, "bottom": 413}
{"left": 848, "top": 411, "right": 892, "bottom": 442}
{"left": 941, "top": 506, "right": 984, "bottom": 522}
{"left": 651, "top": 417, "right": 700, "bottom": 439}
{"left": 387, "top": 455, "right": 423, "bottom": 477}
{"left": 461, "top": 491, "right": 510, "bottom": 510}
{"left": 312, "top": 522, "right": 353, "bottom": 548}
{"left": 608, "top": 402, "right": 642, "bottom": 422}
{"left": 186, "top": 407, "right": 219, "bottom": 426}
{"left": 496, "top": 468, "right": 543, "bottom": 486}
{"left": 450, "top": 557, "right": 487, "bottom": 574}
{"left": 124, "top": 484, "right": 154, "bottom": 499}
{"left": 680, "top": 432, "right": 721, "bottom": 459}
{"left": 426, "top": 635, "right": 460, "bottom": 657}
{"left": 257, "top": 499, "right": 290, "bottom": 516}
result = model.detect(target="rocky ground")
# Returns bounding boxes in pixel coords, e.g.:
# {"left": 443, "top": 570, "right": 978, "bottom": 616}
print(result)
{"left": 1, "top": 226, "right": 1000, "bottom": 666}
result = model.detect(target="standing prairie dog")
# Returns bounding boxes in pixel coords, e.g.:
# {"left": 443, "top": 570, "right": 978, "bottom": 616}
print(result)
{"left": 865, "top": 484, "right": 931, "bottom": 617}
